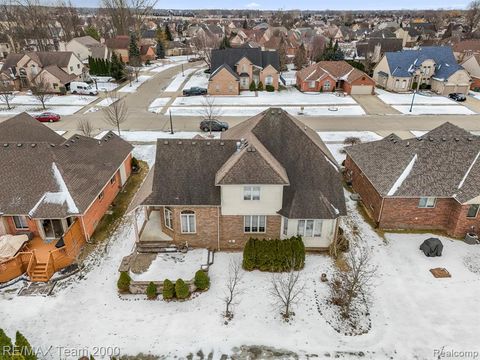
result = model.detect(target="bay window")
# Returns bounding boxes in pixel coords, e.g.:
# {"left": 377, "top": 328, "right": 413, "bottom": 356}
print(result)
{"left": 297, "top": 220, "right": 323, "bottom": 237}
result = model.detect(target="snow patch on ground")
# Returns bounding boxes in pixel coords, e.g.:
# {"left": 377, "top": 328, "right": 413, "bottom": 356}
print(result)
{"left": 164, "top": 68, "right": 198, "bottom": 92}
{"left": 147, "top": 97, "right": 171, "bottom": 112}
{"left": 132, "top": 145, "right": 156, "bottom": 167}
{"left": 181, "top": 69, "right": 209, "bottom": 90}
{"left": 0, "top": 105, "right": 83, "bottom": 116}
{"left": 131, "top": 249, "right": 208, "bottom": 281}
{"left": 118, "top": 76, "right": 152, "bottom": 93}
{"left": 393, "top": 105, "right": 475, "bottom": 115}
{"left": 318, "top": 131, "right": 382, "bottom": 143}
{"left": 376, "top": 89, "right": 457, "bottom": 105}
{"left": 0, "top": 94, "right": 97, "bottom": 106}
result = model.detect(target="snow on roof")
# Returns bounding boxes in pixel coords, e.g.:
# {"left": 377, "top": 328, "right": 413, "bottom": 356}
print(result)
{"left": 29, "top": 162, "right": 79, "bottom": 216}
{"left": 387, "top": 154, "right": 418, "bottom": 196}
{"left": 458, "top": 151, "right": 480, "bottom": 189}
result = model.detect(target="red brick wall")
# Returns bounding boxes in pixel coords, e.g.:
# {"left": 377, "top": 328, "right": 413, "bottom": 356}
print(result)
{"left": 448, "top": 202, "right": 480, "bottom": 237}
{"left": 345, "top": 155, "right": 384, "bottom": 223}
{"left": 4, "top": 216, "right": 40, "bottom": 237}
{"left": 82, "top": 154, "right": 132, "bottom": 238}
{"left": 471, "top": 76, "right": 480, "bottom": 90}
{"left": 379, "top": 197, "right": 455, "bottom": 231}
{"left": 297, "top": 75, "right": 336, "bottom": 92}
{"left": 157, "top": 206, "right": 282, "bottom": 250}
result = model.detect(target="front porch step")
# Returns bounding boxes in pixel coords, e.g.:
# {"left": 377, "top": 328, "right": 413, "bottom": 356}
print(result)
{"left": 29, "top": 262, "right": 50, "bottom": 282}
{"left": 136, "top": 241, "right": 179, "bottom": 253}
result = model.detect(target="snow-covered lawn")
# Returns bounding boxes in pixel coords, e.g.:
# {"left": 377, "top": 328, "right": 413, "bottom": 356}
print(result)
{"left": 95, "top": 130, "right": 219, "bottom": 142}
{"left": 167, "top": 105, "right": 365, "bottom": 117}
{"left": 281, "top": 70, "right": 297, "bottom": 86}
{"left": 393, "top": 105, "right": 475, "bottom": 115}
{"left": 164, "top": 68, "right": 198, "bottom": 92}
{"left": 147, "top": 97, "right": 171, "bottom": 112}
{"left": 132, "top": 145, "right": 156, "bottom": 166}
{"left": 131, "top": 249, "right": 208, "bottom": 281}
{"left": 0, "top": 94, "right": 97, "bottom": 106}
{"left": 118, "top": 75, "right": 152, "bottom": 93}
{"left": 173, "top": 88, "right": 358, "bottom": 106}
{"left": 1, "top": 192, "right": 479, "bottom": 359}
{"left": 318, "top": 131, "right": 382, "bottom": 143}
{"left": 0, "top": 105, "right": 83, "bottom": 116}
{"left": 95, "top": 97, "right": 119, "bottom": 107}
{"left": 376, "top": 89, "right": 457, "bottom": 105}
{"left": 181, "top": 69, "right": 209, "bottom": 90}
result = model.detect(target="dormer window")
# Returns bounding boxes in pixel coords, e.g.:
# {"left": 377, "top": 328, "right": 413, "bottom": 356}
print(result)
{"left": 244, "top": 186, "right": 260, "bottom": 200}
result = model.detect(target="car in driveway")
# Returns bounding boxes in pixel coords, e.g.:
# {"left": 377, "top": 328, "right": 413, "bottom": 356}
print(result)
{"left": 34, "top": 112, "right": 61, "bottom": 122}
{"left": 183, "top": 87, "right": 207, "bottom": 96}
{"left": 200, "top": 119, "right": 229, "bottom": 132}
{"left": 448, "top": 93, "right": 467, "bottom": 102}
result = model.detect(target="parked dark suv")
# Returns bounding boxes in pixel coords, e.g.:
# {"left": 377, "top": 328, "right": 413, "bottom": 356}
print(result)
{"left": 448, "top": 93, "right": 467, "bottom": 102}
{"left": 200, "top": 119, "right": 229, "bottom": 132}
{"left": 183, "top": 87, "right": 207, "bottom": 96}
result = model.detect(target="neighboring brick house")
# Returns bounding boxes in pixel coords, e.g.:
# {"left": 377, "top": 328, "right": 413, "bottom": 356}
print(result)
{"left": 373, "top": 46, "right": 471, "bottom": 95}
{"left": 345, "top": 123, "right": 480, "bottom": 238}
{"left": 296, "top": 60, "right": 375, "bottom": 94}
{"left": 66, "top": 36, "right": 109, "bottom": 62}
{"left": 129, "top": 108, "right": 346, "bottom": 251}
{"left": 208, "top": 48, "right": 281, "bottom": 95}
{"left": 106, "top": 36, "right": 130, "bottom": 63}
{"left": 0, "top": 51, "right": 85, "bottom": 92}
{"left": 453, "top": 39, "right": 480, "bottom": 62}
{"left": 460, "top": 54, "right": 480, "bottom": 90}
{"left": 0, "top": 113, "right": 133, "bottom": 283}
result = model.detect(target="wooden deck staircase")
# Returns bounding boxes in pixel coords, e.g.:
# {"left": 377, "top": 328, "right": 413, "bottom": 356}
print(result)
{"left": 30, "top": 262, "right": 49, "bottom": 282}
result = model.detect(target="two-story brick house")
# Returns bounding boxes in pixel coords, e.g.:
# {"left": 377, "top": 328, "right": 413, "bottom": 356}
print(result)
{"left": 208, "top": 48, "right": 281, "bottom": 95}
{"left": 129, "top": 108, "right": 346, "bottom": 251}
{"left": 345, "top": 123, "right": 480, "bottom": 238}
{"left": 0, "top": 113, "right": 133, "bottom": 283}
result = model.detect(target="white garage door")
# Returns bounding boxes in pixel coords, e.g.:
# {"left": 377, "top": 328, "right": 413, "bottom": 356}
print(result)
{"left": 350, "top": 85, "right": 374, "bottom": 94}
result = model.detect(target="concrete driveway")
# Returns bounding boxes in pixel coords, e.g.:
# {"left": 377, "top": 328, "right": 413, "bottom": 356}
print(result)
{"left": 352, "top": 95, "right": 400, "bottom": 115}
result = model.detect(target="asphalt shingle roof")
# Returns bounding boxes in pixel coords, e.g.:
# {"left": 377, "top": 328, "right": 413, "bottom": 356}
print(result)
{"left": 385, "top": 46, "right": 463, "bottom": 79}
{"left": 210, "top": 48, "right": 279, "bottom": 74}
{"left": 346, "top": 122, "right": 480, "bottom": 204}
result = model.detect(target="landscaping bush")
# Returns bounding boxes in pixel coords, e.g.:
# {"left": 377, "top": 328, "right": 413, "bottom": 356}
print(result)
{"left": 146, "top": 281, "right": 157, "bottom": 300}
{"left": 319, "top": 86, "right": 324, "bottom": 92}
{"left": 117, "top": 271, "right": 131, "bottom": 292}
{"left": 162, "top": 279, "right": 175, "bottom": 300}
{"left": 412, "top": 82, "right": 418, "bottom": 90}
{"left": 249, "top": 80, "right": 256, "bottom": 91}
{"left": 0, "top": 328, "right": 12, "bottom": 356}
{"left": 175, "top": 279, "right": 190, "bottom": 299}
{"left": 265, "top": 84, "right": 274, "bottom": 92}
{"left": 194, "top": 270, "right": 210, "bottom": 290}
{"left": 15, "top": 331, "right": 37, "bottom": 360}
{"left": 131, "top": 157, "right": 140, "bottom": 173}
{"left": 257, "top": 81, "right": 264, "bottom": 91}
{"left": 242, "top": 237, "right": 305, "bottom": 272}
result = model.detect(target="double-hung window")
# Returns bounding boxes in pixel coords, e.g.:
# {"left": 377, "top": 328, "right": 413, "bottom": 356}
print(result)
{"left": 418, "top": 197, "right": 436, "bottom": 208}
{"left": 164, "top": 208, "right": 173, "bottom": 229}
{"left": 244, "top": 215, "right": 266, "bottom": 233}
{"left": 180, "top": 210, "right": 196, "bottom": 233}
{"left": 297, "top": 220, "right": 323, "bottom": 237}
{"left": 244, "top": 186, "right": 260, "bottom": 200}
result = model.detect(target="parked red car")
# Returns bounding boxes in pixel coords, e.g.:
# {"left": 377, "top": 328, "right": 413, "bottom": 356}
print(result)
{"left": 34, "top": 112, "right": 61, "bottom": 123}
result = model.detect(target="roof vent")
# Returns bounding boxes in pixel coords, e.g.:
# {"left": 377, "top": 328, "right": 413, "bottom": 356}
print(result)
{"left": 220, "top": 141, "right": 224, "bottom": 146}
{"left": 3, "top": 144, "right": 8, "bottom": 147}
{"left": 442, "top": 137, "right": 446, "bottom": 141}
{"left": 50, "top": 143, "right": 56, "bottom": 147}
{"left": 455, "top": 137, "right": 460, "bottom": 141}
{"left": 17, "top": 143, "right": 22, "bottom": 147}
{"left": 65, "top": 143, "right": 70, "bottom": 147}
{"left": 468, "top": 137, "right": 473, "bottom": 141}
{"left": 206, "top": 142, "right": 211, "bottom": 146}
{"left": 429, "top": 137, "right": 434, "bottom": 141}
{"left": 192, "top": 141, "right": 196, "bottom": 145}
{"left": 75, "top": 135, "right": 80, "bottom": 140}
{"left": 31, "top": 143, "right": 36, "bottom": 148}
{"left": 164, "top": 140, "right": 169, "bottom": 145}
{"left": 406, "top": 141, "right": 410, "bottom": 147}
{"left": 70, "top": 139, "right": 75, "bottom": 143}
{"left": 178, "top": 141, "right": 182, "bottom": 144}
{"left": 393, "top": 140, "right": 397, "bottom": 144}
{"left": 236, "top": 141, "right": 242, "bottom": 151}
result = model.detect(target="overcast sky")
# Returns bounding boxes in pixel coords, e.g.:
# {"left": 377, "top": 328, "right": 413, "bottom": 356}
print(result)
{"left": 75, "top": 0, "right": 470, "bottom": 10}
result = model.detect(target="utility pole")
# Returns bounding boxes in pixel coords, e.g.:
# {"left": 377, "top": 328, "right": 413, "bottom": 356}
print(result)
{"left": 409, "top": 69, "right": 424, "bottom": 113}
{"left": 169, "top": 110, "right": 174, "bottom": 134}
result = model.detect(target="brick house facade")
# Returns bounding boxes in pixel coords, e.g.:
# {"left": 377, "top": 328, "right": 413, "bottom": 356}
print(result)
{"left": 130, "top": 108, "right": 346, "bottom": 251}
{"left": 345, "top": 124, "right": 480, "bottom": 238}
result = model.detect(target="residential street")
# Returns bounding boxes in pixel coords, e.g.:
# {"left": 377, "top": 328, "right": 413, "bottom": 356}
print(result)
{"left": 4, "top": 62, "right": 480, "bottom": 134}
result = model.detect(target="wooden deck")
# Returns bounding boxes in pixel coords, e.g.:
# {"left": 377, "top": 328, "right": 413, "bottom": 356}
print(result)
{"left": 23, "top": 237, "right": 59, "bottom": 263}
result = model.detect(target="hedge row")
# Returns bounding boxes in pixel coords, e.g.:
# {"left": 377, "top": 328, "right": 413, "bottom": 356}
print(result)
{"left": 243, "top": 236, "right": 305, "bottom": 272}
{"left": 0, "top": 329, "right": 37, "bottom": 360}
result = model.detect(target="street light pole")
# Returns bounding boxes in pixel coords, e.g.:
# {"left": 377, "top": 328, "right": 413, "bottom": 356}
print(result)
{"left": 169, "top": 110, "right": 174, "bottom": 134}
{"left": 409, "top": 71, "right": 423, "bottom": 113}
{"left": 181, "top": 63, "right": 184, "bottom": 77}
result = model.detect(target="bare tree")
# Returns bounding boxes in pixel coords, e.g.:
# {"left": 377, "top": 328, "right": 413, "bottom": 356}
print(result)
{"left": 330, "top": 244, "right": 377, "bottom": 319}
{"left": 102, "top": 91, "right": 128, "bottom": 135}
{"left": 269, "top": 259, "right": 305, "bottom": 321}
{"left": 343, "top": 136, "right": 362, "bottom": 147}
{"left": 77, "top": 118, "right": 94, "bottom": 137}
{"left": 55, "top": 0, "right": 84, "bottom": 43}
{"left": 467, "top": 0, "right": 480, "bottom": 36}
{"left": 101, "top": 0, "right": 157, "bottom": 36}
{"left": 223, "top": 257, "right": 243, "bottom": 320}
{"left": 190, "top": 32, "right": 217, "bottom": 67}
{"left": 129, "top": 57, "right": 142, "bottom": 82}
{"left": 0, "top": 81, "right": 15, "bottom": 110}
{"left": 198, "top": 96, "right": 223, "bottom": 135}
{"left": 31, "top": 75, "right": 53, "bottom": 110}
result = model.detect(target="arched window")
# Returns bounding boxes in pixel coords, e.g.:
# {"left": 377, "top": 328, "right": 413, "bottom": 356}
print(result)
{"left": 180, "top": 210, "right": 196, "bottom": 233}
